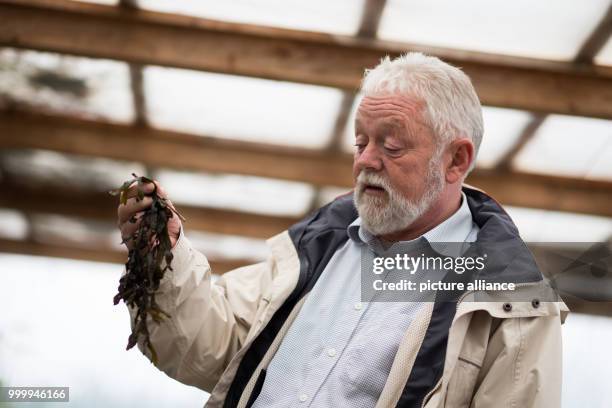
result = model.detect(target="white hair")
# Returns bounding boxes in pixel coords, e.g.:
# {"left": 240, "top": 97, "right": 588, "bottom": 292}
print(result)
{"left": 360, "top": 52, "right": 484, "bottom": 173}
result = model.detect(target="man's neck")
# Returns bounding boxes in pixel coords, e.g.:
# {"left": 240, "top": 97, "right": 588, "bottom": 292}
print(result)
{"left": 379, "top": 189, "right": 462, "bottom": 243}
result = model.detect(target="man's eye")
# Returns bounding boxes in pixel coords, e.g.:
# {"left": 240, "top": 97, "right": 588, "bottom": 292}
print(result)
{"left": 384, "top": 146, "right": 401, "bottom": 153}
{"left": 354, "top": 143, "right": 366, "bottom": 151}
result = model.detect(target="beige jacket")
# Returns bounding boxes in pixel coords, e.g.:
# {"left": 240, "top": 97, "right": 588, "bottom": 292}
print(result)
{"left": 126, "top": 187, "right": 569, "bottom": 408}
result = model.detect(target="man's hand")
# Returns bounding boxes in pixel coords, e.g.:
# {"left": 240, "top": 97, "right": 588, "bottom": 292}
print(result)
{"left": 116, "top": 180, "right": 182, "bottom": 250}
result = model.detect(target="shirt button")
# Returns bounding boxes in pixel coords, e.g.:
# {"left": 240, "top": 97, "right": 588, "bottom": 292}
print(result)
{"left": 299, "top": 393, "right": 308, "bottom": 402}
{"left": 354, "top": 302, "right": 362, "bottom": 310}
{"left": 327, "top": 348, "right": 337, "bottom": 357}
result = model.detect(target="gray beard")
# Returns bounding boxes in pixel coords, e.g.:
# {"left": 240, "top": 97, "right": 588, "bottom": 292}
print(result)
{"left": 353, "top": 158, "right": 445, "bottom": 236}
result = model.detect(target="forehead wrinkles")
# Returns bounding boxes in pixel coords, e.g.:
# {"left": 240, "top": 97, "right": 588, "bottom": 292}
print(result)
{"left": 357, "top": 95, "right": 427, "bottom": 125}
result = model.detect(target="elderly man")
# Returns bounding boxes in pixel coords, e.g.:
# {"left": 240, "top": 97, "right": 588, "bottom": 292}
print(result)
{"left": 118, "top": 53, "right": 568, "bottom": 407}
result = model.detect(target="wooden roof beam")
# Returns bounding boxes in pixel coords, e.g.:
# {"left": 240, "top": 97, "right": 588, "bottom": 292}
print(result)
{"left": 575, "top": 4, "right": 612, "bottom": 63}
{"left": 1, "top": 0, "right": 612, "bottom": 118}
{"left": 495, "top": 113, "right": 547, "bottom": 171}
{"left": 1, "top": 111, "right": 612, "bottom": 217}
{"left": 0, "top": 110, "right": 354, "bottom": 186}
{"left": 356, "top": 0, "right": 387, "bottom": 39}
{"left": 0, "top": 179, "right": 298, "bottom": 239}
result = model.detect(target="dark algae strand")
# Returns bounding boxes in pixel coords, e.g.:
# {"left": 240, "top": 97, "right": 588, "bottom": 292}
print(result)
{"left": 110, "top": 173, "right": 186, "bottom": 365}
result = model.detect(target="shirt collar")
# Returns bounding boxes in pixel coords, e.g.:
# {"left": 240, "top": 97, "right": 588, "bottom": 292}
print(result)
{"left": 348, "top": 192, "right": 475, "bottom": 247}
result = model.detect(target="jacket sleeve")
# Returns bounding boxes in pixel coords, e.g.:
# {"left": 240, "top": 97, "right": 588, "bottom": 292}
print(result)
{"left": 123, "top": 227, "right": 276, "bottom": 392}
{"left": 470, "top": 313, "right": 564, "bottom": 408}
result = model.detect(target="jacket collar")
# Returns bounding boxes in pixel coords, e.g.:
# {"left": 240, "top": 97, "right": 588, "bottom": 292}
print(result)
{"left": 282, "top": 185, "right": 545, "bottom": 287}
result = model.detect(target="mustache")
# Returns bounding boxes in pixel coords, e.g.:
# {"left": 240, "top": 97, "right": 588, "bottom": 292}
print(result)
{"left": 356, "top": 171, "right": 391, "bottom": 193}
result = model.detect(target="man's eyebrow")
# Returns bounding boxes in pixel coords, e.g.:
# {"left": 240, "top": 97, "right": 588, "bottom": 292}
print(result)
{"left": 378, "top": 120, "right": 405, "bottom": 134}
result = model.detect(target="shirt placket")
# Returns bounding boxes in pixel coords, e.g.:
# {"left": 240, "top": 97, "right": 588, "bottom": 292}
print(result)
{"left": 300, "top": 256, "right": 370, "bottom": 407}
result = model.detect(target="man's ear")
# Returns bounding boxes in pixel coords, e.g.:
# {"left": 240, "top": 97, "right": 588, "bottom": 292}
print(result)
{"left": 445, "top": 138, "right": 474, "bottom": 184}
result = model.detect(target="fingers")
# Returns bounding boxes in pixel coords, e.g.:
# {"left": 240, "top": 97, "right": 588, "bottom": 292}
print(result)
{"left": 123, "top": 180, "right": 156, "bottom": 200}
{"left": 116, "top": 178, "right": 176, "bottom": 249}
{"left": 119, "top": 211, "right": 144, "bottom": 241}
{"left": 116, "top": 178, "right": 168, "bottom": 223}
{"left": 135, "top": 180, "right": 167, "bottom": 198}
{"left": 117, "top": 195, "right": 153, "bottom": 224}
{"left": 149, "top": 182, "right": 176, "bottom": 213}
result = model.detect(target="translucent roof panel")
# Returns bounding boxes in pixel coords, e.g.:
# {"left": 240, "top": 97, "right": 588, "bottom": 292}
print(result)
{"left": 138, "top": 0, "right": 366, "bottom": 36}
{"left": 587, "top": 139, "right": 612, "bottom": 180}
{"left": 379, "top": 0, "right": 611, "bottom": 61}
{"left": 0, "top": 149, "right": 146, "bottom": 193}
{"left": 30, "top": 214, "right": 119, "bottom": 250}
{"left": 0, "top": 209, "right": 28, "bottom": 241}
{"left": 476, "top": 107, "right": 532, "bottom": 168}
{"left": 145, "top": 67, "right": 342, "bottom": 149}
{"left": 505, "top": 206, "right": 612, "bottom": 242}
{"left": 0, "top": 48, "right": 134, "bottom": 123}
{"left": 513, "top": 115, "right": 612, "bottom": 180}
{"left": 595, "top": 36, "right": 612, "bottom": 66}
{"left": 153, "top": 169, "right": 314, "bottom": 217}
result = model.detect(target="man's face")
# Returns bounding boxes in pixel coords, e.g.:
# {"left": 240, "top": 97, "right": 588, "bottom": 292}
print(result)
{"left": 352, "top": 94, "right": 445, "bottom": 236}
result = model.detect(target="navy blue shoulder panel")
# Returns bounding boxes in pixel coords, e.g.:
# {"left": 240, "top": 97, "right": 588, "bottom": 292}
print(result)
{"left": 289, "top": 193, "right": 359, "bottom": 295}
{"left": 464, "top": 187, "right": 543, "bottom": 284}
{"left": 395, "top": 301, "right": 457, "bottom": 408}
{"left": 224, "top": 194, "right": 357, "bottom": 407}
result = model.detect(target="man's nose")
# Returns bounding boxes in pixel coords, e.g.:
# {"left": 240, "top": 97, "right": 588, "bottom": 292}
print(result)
{"left": 355, "top": 144, "right": 383, "bottom": 172}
